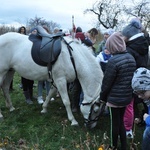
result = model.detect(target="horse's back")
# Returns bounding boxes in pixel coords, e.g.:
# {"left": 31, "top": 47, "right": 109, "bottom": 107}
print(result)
{"left": 0, "top": 32, "right": 48, "bottom": 80}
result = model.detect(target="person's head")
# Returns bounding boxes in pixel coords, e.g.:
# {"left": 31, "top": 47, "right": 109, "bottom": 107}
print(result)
{"left": 62, "top": 29, "right": 70, "bottom": 36}
{"left": 76, "top": 27, "right": 82, "bottom": 33}
{"left": 30, "top": 28, "right": 37, "bottom": 35}
{"left": 122, "top": 20, "right": 142, "bottom": 41}
{"left": 130, "top": 17, "right": 146, "bottom": 33}
{"left": 132, "top": 67, "right": 150, "bottom": 100}
{"left": 88, "top": 28, "right": 98, "bottom": 38}
{"left": 103, "top": 28, "right": 115, "bottom": 40}
{"left": 53, "top": 27, "right": 60, "bottom": 34}
{"left": 18, "top": 26, "right": 26, "bottom": 34}
{"left": 104, "top": 48, "right": 111, "bottom": 55}
{"left": 105, "top": 32, "right": 126, "bottom": 54}
{"left": 130, "top": 17, "right": 142, "bottom": 27}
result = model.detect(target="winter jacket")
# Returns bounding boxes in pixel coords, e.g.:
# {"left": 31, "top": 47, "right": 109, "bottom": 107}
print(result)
{"left": 75, "top": 32, "right": 93, "bottom": 47}
{"left": 75, "top": 32, "right": 85, "bottom": 42}
{"left": 126, "top": 34, "right": 149, "bottom": 68}
{"left": 145, "top": 106, "right": 150, "bottom": 129}
{"left": 100, "top": 52, "right": 136, "bottom": 106}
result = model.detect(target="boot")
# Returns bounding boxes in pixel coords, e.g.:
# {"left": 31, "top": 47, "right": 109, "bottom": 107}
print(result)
{"left": 70, "top": 80, "right": 81, "bottom": 113}
{"left": 23, "top": 91, "right": 33, "bottom": 104}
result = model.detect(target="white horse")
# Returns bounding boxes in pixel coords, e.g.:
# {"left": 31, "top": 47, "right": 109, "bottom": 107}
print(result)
{"left": 0, "top": 30, "right": 103, "bottom": 129}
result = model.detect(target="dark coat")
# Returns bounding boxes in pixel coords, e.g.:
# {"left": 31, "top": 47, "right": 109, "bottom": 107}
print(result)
{"left": 75, "top": 32, "right": 93, "bottom": 47}
{"left": 100, "top": 52, "right": 136, "bottom": 106}
{"left": 75, "top": 32, "right": 85, "bottom": 42}
{"left": 126, "top": 36, "right": 149, "bottom": 68}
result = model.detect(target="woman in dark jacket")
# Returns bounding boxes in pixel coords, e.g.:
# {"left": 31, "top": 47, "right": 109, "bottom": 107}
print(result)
{"left": 122, "top": 20, "right": 149, "bottom": 128}
{"left": 100, "top": 32, "right": 136, "bottom": 150}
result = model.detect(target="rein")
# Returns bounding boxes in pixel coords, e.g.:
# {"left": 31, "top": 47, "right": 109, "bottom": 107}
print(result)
{"left": 82, "top": 99, "right": 106, "bottom": 127}
{"left": 62, "top": 37, "right": 78, "bottom": 79}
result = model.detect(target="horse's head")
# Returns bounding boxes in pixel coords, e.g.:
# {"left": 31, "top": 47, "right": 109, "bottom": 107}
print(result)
{"left": 80, "top": 97, "right": 105, "bottom": 129}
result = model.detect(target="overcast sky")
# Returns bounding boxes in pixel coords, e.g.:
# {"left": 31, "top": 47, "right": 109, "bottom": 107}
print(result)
{"left": 0, "top": 0, "right": 98, "bottom": 32}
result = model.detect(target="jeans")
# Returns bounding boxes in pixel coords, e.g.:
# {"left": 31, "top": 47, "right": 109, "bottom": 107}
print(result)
{"left": 142, "top": 127, "right": 150, "bottom": 150}
{"left": 38, "top": 80, "right": 50, "bottom": 97}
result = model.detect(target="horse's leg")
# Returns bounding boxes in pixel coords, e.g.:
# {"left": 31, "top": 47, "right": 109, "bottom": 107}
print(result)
{"left": 56, "top": 80, "right": 78, "bottom": 126}
{"left": 1, "top": 70, "right": 15, "bottom": 112}
{"left": 41, "top": 86, "right": 57, "bottom": 113}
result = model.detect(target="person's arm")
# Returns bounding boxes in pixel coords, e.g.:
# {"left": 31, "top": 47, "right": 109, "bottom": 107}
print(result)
{"left": 144, "top": 113, "right": 150, "bottom": 126}
{"left": 83, "top": 37, "right": 93, "bottom": 47}
{"left": 100, "top": 59, "right": 117, "bottom": 102}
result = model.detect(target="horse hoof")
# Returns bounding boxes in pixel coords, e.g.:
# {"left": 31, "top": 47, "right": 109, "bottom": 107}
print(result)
{"left": 41, "top": 109, "right": 47, "bottom": 113}
{"left": 71, "top": 122, "right": 79, "bottom": 126}
{"left": 10, "top": 107, "right": 15, "bottom": 112}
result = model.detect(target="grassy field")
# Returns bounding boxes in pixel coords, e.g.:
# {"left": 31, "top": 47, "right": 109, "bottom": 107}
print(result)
{"left": 0, "top": 73, "right": 145, "bottom": 150}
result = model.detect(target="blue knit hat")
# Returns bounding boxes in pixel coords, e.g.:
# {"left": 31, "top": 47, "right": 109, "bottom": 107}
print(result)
{"left": 122, "top": 21, "right": 141, "bottom": 39}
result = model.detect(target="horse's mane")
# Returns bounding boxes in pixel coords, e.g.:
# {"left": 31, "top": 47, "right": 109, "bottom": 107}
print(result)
{"left": 63, "top": 36, "right": 95, "bottom": 57}
{"left": 63, "top": 36, "right": 103, "bottom": 85}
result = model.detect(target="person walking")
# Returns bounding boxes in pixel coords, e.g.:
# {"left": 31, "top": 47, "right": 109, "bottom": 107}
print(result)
{"left": 100, "top": 32, "right": 136, "bottom": 150}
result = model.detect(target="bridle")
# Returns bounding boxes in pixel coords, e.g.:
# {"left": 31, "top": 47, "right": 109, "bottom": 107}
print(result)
{"left": 81, "top": 98, "right": 106, "bottom": 128}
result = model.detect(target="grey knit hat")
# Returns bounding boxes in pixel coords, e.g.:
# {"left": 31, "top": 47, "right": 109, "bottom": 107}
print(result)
{"left": 103, "top": 28, "right": 115, "bottom": 36}
{"left": 132, "top": 67, "right": 150, "bottom": 91}
{"left": 122, "top": 21, "right": 141, "bottom": 39}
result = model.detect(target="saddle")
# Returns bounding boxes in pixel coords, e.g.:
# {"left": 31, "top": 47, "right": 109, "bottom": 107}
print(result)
{"left": 29, "top": 26, "right": 64, "bottom": 70}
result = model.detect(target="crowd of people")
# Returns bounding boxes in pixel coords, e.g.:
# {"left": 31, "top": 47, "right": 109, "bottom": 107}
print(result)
{"left": 99, "top": 18, "right": 149, "bottom": 150}
{"left": 10, "top": 17, "right": 150, "bottom": 150}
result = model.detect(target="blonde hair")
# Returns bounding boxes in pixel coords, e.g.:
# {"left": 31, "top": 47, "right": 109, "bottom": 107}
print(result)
{"left": 87, "top": 28, "right": 98, "bottom": 44}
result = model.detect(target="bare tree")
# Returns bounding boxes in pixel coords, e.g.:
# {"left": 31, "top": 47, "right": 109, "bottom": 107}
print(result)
{"left": 27, "top": 16, "right": 60, "bottom": 33}
{"left": 84, "top": 0, "right": 123, "bottom": 29}
{"left": 0, "top": 25, "right": 17, "bottom": 35}
{"left": 46, "top": 21, "right": 61, "bottom": 33}
{"left": 123, "top": 0, "right": 150, "bottom": 30}
{"left": 84, "top": 0, "right": 150, "bottom": 31}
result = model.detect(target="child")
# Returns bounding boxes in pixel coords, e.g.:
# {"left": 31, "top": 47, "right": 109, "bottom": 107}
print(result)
{"left": 100, "top": 32, "right": 136, "bottom": 149}
{"left": 96, "top": 47, "right": 112, "bottom": 73}
{"left": 132, "top": 67, "right": 150, "bottom": 150}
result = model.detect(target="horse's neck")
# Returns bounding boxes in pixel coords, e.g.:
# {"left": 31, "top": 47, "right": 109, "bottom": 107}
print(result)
{"left": 72, "top": 46, "right": 103, "bottom": 101}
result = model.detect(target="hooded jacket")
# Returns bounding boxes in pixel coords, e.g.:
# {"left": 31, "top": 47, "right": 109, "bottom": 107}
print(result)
{"left": 100, "top": 32, "right": 136, "bottom": 106}
{"left": 126, "top": 33, "right": 149, "bottom": 68}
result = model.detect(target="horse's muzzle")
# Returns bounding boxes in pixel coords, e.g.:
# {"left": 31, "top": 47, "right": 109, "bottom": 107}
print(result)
{"left": 84, "top": 119, "right": 98, "bottom": 129}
